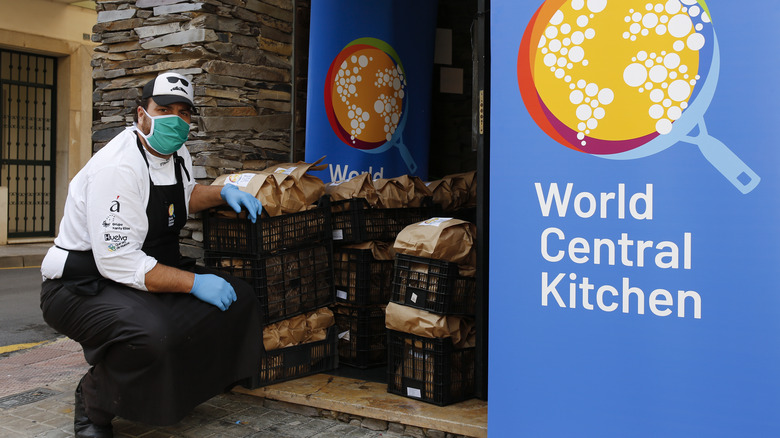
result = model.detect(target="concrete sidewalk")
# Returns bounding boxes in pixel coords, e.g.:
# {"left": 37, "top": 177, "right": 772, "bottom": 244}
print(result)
{"left": 0, "top": 337, "right": 407, "bottom": 438}
{"left": 0, "top": 242, "right": 50, "bottom": 268}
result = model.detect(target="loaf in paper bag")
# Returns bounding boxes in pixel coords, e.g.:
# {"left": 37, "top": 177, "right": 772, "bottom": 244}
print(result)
{"left": 385, "top": 302, "right": 475, "bottom": 348}
{"left": 325, "top": 173, "right": 379, "bottom": 207}
{"left": 212, "top": 171, "right": 281, "bottom": 216}
{"left": 393, "top": 217, "right": 476, "bottom": 276}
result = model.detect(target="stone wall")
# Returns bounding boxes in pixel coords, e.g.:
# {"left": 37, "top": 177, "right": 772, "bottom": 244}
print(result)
{"left": 91, "top": 0, "right": 297, "bottom": 259}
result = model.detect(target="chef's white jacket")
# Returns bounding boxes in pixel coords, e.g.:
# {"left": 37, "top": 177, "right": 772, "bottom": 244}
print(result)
{"left": 41, "top": 127, "right": 197, "bottom": 291}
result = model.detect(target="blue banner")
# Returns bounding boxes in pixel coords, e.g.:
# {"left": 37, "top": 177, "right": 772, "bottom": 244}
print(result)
{"left": 304, "top": 0, "right": 437, "bottom": 182}
{"left": 490, "top": 0, "right": 780, "bottom": 436}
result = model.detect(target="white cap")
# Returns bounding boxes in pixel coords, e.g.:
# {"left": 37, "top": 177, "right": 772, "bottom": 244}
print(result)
{"left": 142, "top": 72, "right": 196, "bottom": 112}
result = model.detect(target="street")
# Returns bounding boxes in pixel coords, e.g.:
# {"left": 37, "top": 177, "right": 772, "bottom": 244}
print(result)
{"left": 0, "top": 267, "right": 60, "bottom": 351}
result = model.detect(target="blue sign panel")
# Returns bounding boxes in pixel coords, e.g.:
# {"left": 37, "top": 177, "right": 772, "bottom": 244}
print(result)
{"left": 489, "top": 0, "right": 780, "bottom": 436}
{"left": 304, "top": 0, "right": 437, "bottom": 182}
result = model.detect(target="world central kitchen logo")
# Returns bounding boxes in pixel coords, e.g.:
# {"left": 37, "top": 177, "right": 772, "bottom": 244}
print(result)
{"left": 517, "top": 0, "right": 759, "bottom": 193}
{"left": 324, "top": 37, "right": 418, "bottom": 174}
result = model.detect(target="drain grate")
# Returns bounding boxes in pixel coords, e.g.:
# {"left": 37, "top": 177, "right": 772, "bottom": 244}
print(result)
{"left": 0, "top": 388, "right": 60, "bottom": 409}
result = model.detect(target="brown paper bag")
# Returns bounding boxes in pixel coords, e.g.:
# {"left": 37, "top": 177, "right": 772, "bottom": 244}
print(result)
{"left": 212, "top": 172, "right": 264, "bottom": 197}
{"left": 389, "top": 175, "right": 432, "bottom": 207}
{"left": 426, "top": 179, "right": 455, "bottom": 211}
{"left": 212, "top": 172, "right": 282, "bottom": 216}
{"left": 393, "top": 218, "right": 476, "bottom": 276}
{"left": 307, "top": 307, "right": 336, "bottom": 331}
{"left": 263, "top": 307, "right": 335, "bottom": 351}
{"left": 343, "top": 241, "right": 396, "bottom": 261}
{"left": 279, "top": 314, "right": 308, "bottom": 347}
{"left": 325, "top": 173, "right": 379, "bottom": 207}
{"left": 262, "top": 157, "right": 327, "bottom": 214}
{"left": 306, "top": 307, "right": 335, "bottom": 342}
{"left": 372, "top": 178, "right": 406, "bottom": 208}
{"left": 262, "top": 328, "right": 281, "bottom": 352}
{"left": 442, "top": 171, "right": 476, "bottom": 209}
{"left": 385, "top": 302, "right": 475, "bottom": 348}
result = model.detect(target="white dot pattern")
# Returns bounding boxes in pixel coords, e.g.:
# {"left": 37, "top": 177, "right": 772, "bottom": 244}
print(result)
{"left": 540, "top": 0, "right": 615, "bottom": 144}
{"left": 536, "top": 0, "right": 710, "bottom": 143}
{"left": 620, "top": 0, "right": 708, "bottom": 135}
{"left": 334, "top": 52, "right": 406, "bottom": 144}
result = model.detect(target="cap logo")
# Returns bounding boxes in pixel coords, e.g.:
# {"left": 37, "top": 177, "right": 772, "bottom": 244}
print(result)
{"left": 166, "top": 76, "right": 189, "bottom": 94}
{"left": 152, "top": 73, "right": 194, "bottom": 102}
{"left": 143, "top": 72, "right": 197, "bottom": 112}
{"left": 167, "top": 76, "right": 188, "bottom": 87}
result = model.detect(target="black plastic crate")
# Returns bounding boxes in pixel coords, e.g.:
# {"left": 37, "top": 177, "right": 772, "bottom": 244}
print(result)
{"left": 205, "top": 244, "right": 334, "bottom": 325}
{"left": 330, "top": 197, "right": 434, "bottom": 244}
{"left": 203, "top": 199, "right": 330, "bottom": 256}
{"left": 391, "top": 254, "right": 476, "bottom": 316}
{"left": 333, "top": 248, "right": 394, "bottom": 306}
{"left": 334, "top": 305, "right": 387, "bottom": 369}
{"left": 250, "top": 326, "right": 337, "bottom": 388}
{"left": 386, "top": 330, "right": 475, "bottom": 406}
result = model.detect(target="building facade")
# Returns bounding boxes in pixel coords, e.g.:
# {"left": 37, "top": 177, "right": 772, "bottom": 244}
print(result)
{"left": 0, "top": 0, "right": 96, "bottom": 244}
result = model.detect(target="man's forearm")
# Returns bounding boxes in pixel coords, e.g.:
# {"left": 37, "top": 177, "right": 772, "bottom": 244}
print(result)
{"left": 189, "top": 183, "right": 225, "bottom": 214}
{"left": 144, "top": 263, "right": 195, "bottom": 293}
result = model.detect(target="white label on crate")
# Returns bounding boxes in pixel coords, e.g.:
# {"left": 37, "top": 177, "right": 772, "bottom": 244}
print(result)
{"left": 406, "top": 387, "right": 422, "bottom": 398}
{"left": 420, "top": 217, "right": 454, "bottom": 227}
{"left": 338, "top": 330, "right": 350, "bottom": 341}
{"left": 337, "top": 290, "right": 348, "bottom": 300}
{"left": 273, "top": 166, "right": 296, "bottom": 175}
{"left": 332, "top": 229, "right": 344, "bottom": 240}
{"left": 225, "top": 173, "right": 256, "bottom": 188}
{"left": 410, "top": 292, "right": 419, "bottom": 303}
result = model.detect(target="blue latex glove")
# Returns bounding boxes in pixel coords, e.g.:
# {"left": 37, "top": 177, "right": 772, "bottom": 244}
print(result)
{"left": 190, "top": 274, "right": 237, "bottom": 311}
{"left": 221, "top": 184, "right": 263, "bottom": 223}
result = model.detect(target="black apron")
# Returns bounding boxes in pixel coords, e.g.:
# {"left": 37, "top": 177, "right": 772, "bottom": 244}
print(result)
{"left": 41, "top": 137, "right": 262, "bottom": 426}
{"left": 136, "top": 138, "right": 188, "bottom": 267}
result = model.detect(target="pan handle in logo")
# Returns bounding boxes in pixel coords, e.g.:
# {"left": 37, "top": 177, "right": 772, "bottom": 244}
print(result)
{"left": 394, "top": 138, "right": 418, "bottom": 174}
{"left": 383, "top": 97, "right": 417, "bottom": 173}
{"left": 681, "top": 120, "right": 760, "bottom": 194}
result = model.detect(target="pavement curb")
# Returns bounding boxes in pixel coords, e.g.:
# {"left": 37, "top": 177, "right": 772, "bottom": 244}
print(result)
{"left": 0, "top": 243, "right": 50, "bottom": 268}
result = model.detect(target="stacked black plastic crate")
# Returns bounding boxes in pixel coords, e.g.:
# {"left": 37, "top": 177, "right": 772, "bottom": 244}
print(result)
{"left": 202, "top": 199, "right": 337, "bottom": 387}
{"left": 330, "top": 198, "right": 434, "bottom": 369}
{"left": 386, "top": 253, "right": 477, "bottom": 406}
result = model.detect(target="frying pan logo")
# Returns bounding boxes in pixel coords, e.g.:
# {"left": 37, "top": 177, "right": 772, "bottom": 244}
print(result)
{"left": 325, "top": 37, "right": 418, "bottom": 173}
{"left": 518, "top": 0, "right": 760, "bottom": 193}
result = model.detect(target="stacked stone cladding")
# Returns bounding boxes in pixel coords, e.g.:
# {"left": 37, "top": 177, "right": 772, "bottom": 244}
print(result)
{"left": 91, "top": 0, "right": 296, "bottom": 259}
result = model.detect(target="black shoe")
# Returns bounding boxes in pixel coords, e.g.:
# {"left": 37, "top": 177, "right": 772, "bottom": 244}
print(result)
{"left": 74, "top": 379, "right": 114, "bottom": 438}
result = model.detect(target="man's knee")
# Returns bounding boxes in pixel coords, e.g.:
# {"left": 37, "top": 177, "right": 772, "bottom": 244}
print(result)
{"left": 102, "top": 311, "right": 175, "bottom": 370}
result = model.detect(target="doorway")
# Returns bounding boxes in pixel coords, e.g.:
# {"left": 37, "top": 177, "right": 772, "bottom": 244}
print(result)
{"left": 0, "top": 48, "right": 57, "bottom": 239}
{"left": 294, "top": 0, "right": 490, "bottom": 401}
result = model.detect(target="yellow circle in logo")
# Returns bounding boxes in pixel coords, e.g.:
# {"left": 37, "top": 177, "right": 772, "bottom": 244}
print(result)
{"left": 532, "top": 0, "right": 702, "bottom": 141}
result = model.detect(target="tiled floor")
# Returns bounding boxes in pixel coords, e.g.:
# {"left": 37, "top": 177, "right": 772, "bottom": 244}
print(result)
{"left": 0, "top": 337, "right": 487, "bottom": 437}
{"left": 0, "top": 338, "right": 89, "bottom": 399}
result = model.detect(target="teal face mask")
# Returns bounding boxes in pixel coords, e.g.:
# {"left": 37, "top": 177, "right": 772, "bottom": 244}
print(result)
{"left": 137, "top": 107, "right": 191, "bottom": 155}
